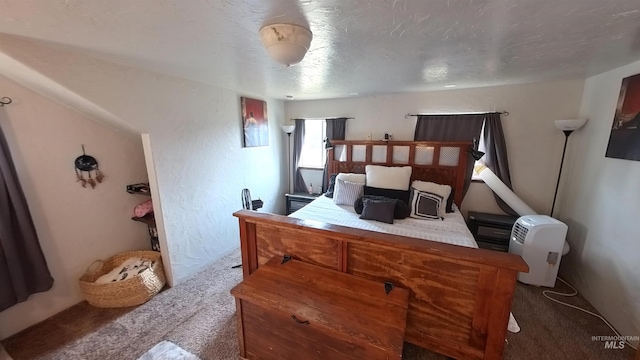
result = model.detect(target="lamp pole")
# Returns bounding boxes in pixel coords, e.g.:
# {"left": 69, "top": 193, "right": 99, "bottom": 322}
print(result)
{"left": 286, "top": 132, "right": 292, "bottom": 193}
{"left": 282, "top": 125, "right": 295, "bottom": 194}
{"left": 551, "top": 118, "right": 587, "bottom": 218}
{"left": 550, "top": 130, "right": 573, "bottom": 217}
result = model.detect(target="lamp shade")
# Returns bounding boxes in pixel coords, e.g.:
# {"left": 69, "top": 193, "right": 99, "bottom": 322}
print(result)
{"left": 260, "top": 24, "right": 312, "bottom": 66}
{"left": 554, "top": 119, "right": 587, "bottom": 131}
{"left": 281, "top": 125, "right": 295, "bottom": 134}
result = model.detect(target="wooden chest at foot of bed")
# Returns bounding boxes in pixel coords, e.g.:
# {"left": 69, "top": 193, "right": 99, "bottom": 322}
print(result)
{"left": 230, "top": 257, "right": 410, "bottom": 360}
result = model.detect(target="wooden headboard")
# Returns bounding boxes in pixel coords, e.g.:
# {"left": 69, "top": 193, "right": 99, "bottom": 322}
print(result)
{"left": 327, "top": 140, "right": 471, "bottom": 206}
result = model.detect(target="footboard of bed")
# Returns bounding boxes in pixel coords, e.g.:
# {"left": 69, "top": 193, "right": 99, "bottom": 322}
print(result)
{"left": 234, "top": 210, "right": 528, "bottom": 360}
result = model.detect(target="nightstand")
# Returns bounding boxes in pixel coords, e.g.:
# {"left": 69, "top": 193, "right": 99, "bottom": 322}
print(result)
{"left": 285, "top": 193, "right": 321, "bottom": 215}
{"left": 467, "top": 211, "right": 519, "bottom": 252}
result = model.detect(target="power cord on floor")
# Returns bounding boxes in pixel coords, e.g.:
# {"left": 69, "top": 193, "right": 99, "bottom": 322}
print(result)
{"left": 543, "top": 277, "right": 638, "bottom": 351}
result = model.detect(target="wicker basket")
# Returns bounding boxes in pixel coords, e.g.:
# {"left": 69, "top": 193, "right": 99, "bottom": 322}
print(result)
{"left": 79, "top": 250, "right": 166, "bottom": 308}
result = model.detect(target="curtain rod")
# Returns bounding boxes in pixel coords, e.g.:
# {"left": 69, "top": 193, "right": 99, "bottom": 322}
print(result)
{"left": 404, "top": 111, "right": 509, "bottom": 119}
{"left": 290, "top": 117, "right": 354, "bottom": 121}
{"left": 0, "top": 97, "right": 12, "bottom": 107}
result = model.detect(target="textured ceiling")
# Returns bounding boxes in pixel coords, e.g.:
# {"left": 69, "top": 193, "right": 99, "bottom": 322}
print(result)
{"left": 0, "top": 0, "right": 639, "bottom": 100}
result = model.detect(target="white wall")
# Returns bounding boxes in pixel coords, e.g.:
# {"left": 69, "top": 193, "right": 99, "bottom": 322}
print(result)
{"left": 557, "top": 59, "right": 640, "bottom": 344}
{"left": 0, "top": 35, "right": 286, "bottom": 287}
{"left": 285, "top": 79, "right": 585, "bottom": 216}
{"left": 0, "top": 75, "right": 150, "bottom": 338}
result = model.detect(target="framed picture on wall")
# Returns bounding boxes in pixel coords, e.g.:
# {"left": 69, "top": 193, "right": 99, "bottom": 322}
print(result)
{"left": 605, "top": 73, "right": 640, "bottom": 161}
{"left": 241, "top": 97, "right": 269, "bottom": 147}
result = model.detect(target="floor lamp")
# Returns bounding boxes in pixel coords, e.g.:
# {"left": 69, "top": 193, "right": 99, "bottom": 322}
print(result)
{"left": 551, "top": 118, "right": 587, "bottom": 217}
{"left": 282, "top": 125, "right": 295, "bottom": 193}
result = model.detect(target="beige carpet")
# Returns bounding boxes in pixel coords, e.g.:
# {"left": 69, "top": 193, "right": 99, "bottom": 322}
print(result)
{"left": 2, "top": 248, "right": 635, "bottom": 360}
{"left": 0, "top": 344, "right": 12, "bottom": 360}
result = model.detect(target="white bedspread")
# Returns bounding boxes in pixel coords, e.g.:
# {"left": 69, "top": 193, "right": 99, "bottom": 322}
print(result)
{"left": 290, "top": 195, "right": 478, "bottom": 248}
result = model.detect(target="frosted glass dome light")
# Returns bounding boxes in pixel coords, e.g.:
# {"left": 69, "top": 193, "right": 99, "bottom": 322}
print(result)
{"left": 554, "top": 119, "right": 587, "bottom": 132}
{"left": 260, "top": 24, "right": 312, "bottom": 67}
{"left": 281, "top": 125, "right": 295, "bottom": 134}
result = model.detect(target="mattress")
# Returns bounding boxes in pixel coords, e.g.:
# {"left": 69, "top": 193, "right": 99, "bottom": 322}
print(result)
{"left": 289, "top": 195, "right": 478, "bottom": 248}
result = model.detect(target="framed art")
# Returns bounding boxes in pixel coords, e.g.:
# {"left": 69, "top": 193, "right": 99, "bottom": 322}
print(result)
{"left": 605, "top": 73, "right": 640, "bottom": 161}
{"left": 241, "top": 97, "right": 269, "bottom": 147}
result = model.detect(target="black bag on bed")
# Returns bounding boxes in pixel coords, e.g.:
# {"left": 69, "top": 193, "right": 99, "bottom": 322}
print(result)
{"left": 325, "top": 173, "right": 338, "bottom": 198}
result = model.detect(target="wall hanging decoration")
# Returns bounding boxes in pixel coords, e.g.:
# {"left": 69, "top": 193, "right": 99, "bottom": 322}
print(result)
{"left": 74, "top": 145, "right": 104, "bottom": 189}
{"left": 241, "top": 97, "right": 269, "bottom": 147}
{"left": 606, "top": 73, "right": 640, "bottom": 161}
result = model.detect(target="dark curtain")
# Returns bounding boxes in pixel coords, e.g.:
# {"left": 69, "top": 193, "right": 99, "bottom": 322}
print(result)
{"left": 322, "top": 118, "right": 347, "bottom": 192}
{"left": 414, "top": 114, "right": 485, "bottom": 197}
{"left": 482, "top": 113, "right": 517, "bottom": 215}
{"left": 292, "top": 119, "right": 307, "bottom": 192}
{"left": 0, "top": 124, "right": 53, "bottom": 311}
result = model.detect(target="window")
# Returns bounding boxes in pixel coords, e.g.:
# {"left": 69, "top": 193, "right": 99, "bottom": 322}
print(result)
{"left": 299, "top": 120, "right": 327, "bottom": 169}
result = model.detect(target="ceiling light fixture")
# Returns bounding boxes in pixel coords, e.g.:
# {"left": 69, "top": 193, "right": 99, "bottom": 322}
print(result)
{"left": 444, "top": 84, "right": 457, "bottom": 88}
{"left": 259, "top": 23, "right": 312, "bottom": 67}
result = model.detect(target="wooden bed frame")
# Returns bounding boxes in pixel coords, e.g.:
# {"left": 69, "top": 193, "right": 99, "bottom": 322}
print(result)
{"left": 234, "top": 141, "right": 528, "bottom": 360}
{"left": 327, "top": 140, "right": 471, "bottom": 205}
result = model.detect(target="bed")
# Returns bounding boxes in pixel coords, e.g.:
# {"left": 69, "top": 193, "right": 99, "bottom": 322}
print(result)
{"left": 290, "top": 195, "right": 478, "bottom": 248}
{"left": 234, "top": 140, "right": 528, "bottom": 360}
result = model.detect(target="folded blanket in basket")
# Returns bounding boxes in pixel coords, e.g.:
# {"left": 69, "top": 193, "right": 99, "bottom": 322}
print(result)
{"left": 94, "top": 257, "right": 156, "bottom": 284}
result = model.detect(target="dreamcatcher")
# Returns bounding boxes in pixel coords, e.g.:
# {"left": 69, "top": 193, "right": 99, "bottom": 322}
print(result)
{"left": 74, "top": 145, "right": 105, "bottom": 189}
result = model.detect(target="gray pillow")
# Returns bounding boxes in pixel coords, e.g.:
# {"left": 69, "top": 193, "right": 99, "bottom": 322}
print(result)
{"left": 354, "top": 195, "right": 410, "bottom": 219}
{"left": 359, "top": 198, "right": 397, "bottom": 224}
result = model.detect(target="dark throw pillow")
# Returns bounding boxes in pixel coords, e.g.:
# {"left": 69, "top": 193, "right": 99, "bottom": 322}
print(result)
{"left": 363, "top": 186, "right": 410, "bottom": 204}
{"left": 359, "top": 198, "right": 397, "bottom": 224}
{"left": 354, "top": 195, "right": 410, "bottom": 219}
{"left": 446, "top": 188, "right": 455, "bottom": 213}
{"left": 409, "top": 188, "right": 443, "bottom": 221}
{"left": 324, "top": 173, "right": 338, "bottom": 198}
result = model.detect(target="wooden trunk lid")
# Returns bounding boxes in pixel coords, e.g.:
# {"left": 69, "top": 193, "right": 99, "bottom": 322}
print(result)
{"left": 231, "top": 257, "right": 410, "bottom": 358}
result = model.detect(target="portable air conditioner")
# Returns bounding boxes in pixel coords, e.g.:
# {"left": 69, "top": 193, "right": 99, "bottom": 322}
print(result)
{"left": 508, "top": 215, "right": 568, "bottom": 287}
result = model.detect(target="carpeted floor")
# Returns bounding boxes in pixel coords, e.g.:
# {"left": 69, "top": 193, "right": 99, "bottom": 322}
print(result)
{"left": 0, "top": 344, "right": 11, "bottom": 360}
{"left": 1, "top": 248, "right": 635, "bottom": 360}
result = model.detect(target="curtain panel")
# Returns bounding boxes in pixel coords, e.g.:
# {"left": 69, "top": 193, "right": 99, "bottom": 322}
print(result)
{"left": 0, "top": 124, "right": 53, "bottom": 311}
{"left": 322, "top": 118, "right": 347, "bottom": 192}
{"left": 482, "top": 113, "right": 517, "bottom": 215}
{"left": 414, "top": 114, "right": 485, "bottom": 197}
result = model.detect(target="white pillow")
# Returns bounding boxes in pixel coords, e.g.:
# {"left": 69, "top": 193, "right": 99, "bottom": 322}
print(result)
{"left": 365, "top": 165, "right": 412, "bottom": 191}
{"left": 334, "top": 173, "right": 366, "bottom": 198}
{"left": 411, "top": 180, "right": 451, "bottom": 217}
{"left": 333, "top": 179, "right": 364, "bottom": 206}
{"left": 336, "top": 173, "right": 366, "bottom": 184}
